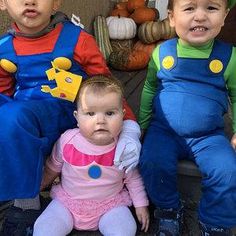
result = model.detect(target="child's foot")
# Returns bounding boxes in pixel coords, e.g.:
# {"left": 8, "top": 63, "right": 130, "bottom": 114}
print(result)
{"left": 0, "top": 196, "right": 50, "bottom": 236}
{"left": 0, "top": 206, "right": 40, "bottom": 236}
{"left": 199, "top": 221, "right": 236, "bottom": 236}
{"left": 154, "top": 207, "right": 183, "bottom": 236}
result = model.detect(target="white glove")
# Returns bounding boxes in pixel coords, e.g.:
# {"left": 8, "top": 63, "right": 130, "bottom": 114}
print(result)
{"left": 114, "top": 120, "right": 141, "bottom": 173}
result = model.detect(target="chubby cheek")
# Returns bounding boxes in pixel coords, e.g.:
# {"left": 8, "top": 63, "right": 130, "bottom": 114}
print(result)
{"left": 110, "top": 120, "right": 123, "bottom": 137}
{"left": 77, "top": 119, "right": 93, "bottom": 135}
{"left": 79, "top": 125, "right": 93, "bottom": 140}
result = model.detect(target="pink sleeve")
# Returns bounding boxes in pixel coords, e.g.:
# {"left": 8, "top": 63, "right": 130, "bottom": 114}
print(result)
{"left": 45, "top": 130, "right": 72, "bottom": 173}
{"left": 124, "top": 168, "right": 149, "bottom": 207}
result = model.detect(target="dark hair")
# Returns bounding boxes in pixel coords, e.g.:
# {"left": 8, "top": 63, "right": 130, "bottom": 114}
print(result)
{"left": 167, "top": 0, "right": 228, "bottom": 10}
{"left": 167, "top": 0, "right": 174, "bottom": 10}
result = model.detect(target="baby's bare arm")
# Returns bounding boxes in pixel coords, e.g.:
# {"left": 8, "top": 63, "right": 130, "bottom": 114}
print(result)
{"left": 40, "top": 165, "right": 60, "bottom": 191}
{"left": 135, "top": 206, "right": 150, "bottom": 232}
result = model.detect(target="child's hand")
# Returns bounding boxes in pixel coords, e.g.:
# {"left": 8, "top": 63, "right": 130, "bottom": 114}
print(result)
{"left": 135, "top": 206, "right": 150, "bottom": 232}
{"left": 231, "top": 134, "right": 236, "bottom": 149}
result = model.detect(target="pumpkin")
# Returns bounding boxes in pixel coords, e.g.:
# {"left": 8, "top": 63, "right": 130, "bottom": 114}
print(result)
{"left": 110, "top": 9, "right": 130, "bottom": 17}
{"left": 110, "top": 39, "right": 135, "bottom": 51}
{"left": 138, "top": 21, "right": 162, "bottom": 43}
{"left": 129, "top": 7, "right": 159, "bottom": 24}
{"left": 109, "top": 49, "right": 150, "bottom": 71}
{"left": 161, "top": 18, "right": 176, "bottom": 39}
{"left": 115, "top": 2, "right": 128, "bottom": 9}
{"left": 106, "top": 16, "right": 137, "bottom": 40}
{"left": 138, "top": 19, "right": 176, "bottom": 43}
{"left": 133, "top": 40, "right": 156, "bottom": 57}
{"left": 127, "top": 0, "right": 145, "bottom": 13}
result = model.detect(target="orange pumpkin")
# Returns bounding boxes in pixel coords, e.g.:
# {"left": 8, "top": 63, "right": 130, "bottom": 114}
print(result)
{"left": 109, "top": 49, "right": 150, "bottom": 71}
{"left": 127, "top": 0, "right": 145, "bottom": 13}
{"left": 129, "top": 7, "right": 159, "bottom": 24}
{"left": 133, "top": 40, "right": 156, "bottom": 57}
{"left": 115, "top": 2, "right": 128, "bottom": 10}
{"left": 110, "top": 9, "right": 130, "bottom": 17}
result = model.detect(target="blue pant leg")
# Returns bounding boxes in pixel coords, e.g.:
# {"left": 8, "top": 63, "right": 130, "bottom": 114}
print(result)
{"left": 139, "top": 126, "right": 183, "bottom": 209}
{"left": 0, "top": 94, "right": 13, "bottom": 106}
{"left": 0, "top": 99, "right": 76, "bottom": 201}
{"left": 189, "top": 132, "right": 236, "bottom": 228}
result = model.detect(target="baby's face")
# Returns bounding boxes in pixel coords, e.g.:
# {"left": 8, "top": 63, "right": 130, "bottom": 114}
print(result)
{"left": 74, "top": 90, "right": 124, "bottom": 146}
{"left": 169, "top": 0, "right": 229, "bottom": 46}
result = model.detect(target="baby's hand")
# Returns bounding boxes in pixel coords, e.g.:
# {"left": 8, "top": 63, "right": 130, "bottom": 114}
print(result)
{"left": 135, "top": 206, "right": 150, "bottom": 232}
{"left": 231, "top": 133, "right": 236, "bottom": 149}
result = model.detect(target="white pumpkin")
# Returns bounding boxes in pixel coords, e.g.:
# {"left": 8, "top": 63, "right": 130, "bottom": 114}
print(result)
{"left": 106, "top": 16, "right": 137, "bottom": 40}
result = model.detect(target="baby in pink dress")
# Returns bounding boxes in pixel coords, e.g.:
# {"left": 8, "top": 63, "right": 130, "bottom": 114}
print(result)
{"left": 33, "top": 75, "right": 149, "bottom": 236}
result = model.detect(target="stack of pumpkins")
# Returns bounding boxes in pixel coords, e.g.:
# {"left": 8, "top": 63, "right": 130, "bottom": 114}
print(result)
{"left": 94, "top": 0, "right": 176, "bottom": 71}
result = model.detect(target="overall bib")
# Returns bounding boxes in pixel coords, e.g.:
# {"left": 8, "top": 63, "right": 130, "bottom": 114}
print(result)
{"left": 0, "top": 22, "right": 87, "bottom": 200}
{"left": 140, "top": 39, "right": 236, "bottom": 227}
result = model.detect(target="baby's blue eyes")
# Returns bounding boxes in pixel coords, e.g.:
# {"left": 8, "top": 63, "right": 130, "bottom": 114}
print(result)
{"left": 106, "top": 111, "right": 114, "bottom": 116}
{"left": 87, "top": 112, "right": 95, "bottom": 116}
{"left": 86, "top": 111, "right": 115, "bottom": 116}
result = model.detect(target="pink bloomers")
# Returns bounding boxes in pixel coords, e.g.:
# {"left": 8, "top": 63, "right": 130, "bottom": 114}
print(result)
{"left": 50, "top": 184, "right": 132, "bottom": 230}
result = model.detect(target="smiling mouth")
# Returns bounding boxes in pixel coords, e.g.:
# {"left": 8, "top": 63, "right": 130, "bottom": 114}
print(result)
{"left": 190, "top": 26, "right": 208, "bottom": 32}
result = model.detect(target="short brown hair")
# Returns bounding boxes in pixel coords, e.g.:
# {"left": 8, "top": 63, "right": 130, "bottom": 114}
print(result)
{"left": 167, "top": 0, "right": 228, "bottom": 10}
{"left": 76, "top": 75, "right": 124, "bottom": 104}
{"left": 167, "top": 0, "right": 174, "bottom": 10}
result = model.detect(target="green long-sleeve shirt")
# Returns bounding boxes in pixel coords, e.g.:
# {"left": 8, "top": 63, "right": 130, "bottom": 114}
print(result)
{"left": 138, "top": 39, "right": 236, "bottom": 132}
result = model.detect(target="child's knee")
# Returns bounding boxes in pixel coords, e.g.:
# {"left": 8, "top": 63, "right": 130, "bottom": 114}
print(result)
{"left": 33, "top": 215, "right": 47, "bottom": 235}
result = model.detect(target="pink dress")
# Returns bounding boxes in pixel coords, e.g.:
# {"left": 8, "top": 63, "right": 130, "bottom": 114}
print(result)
{"left": 46, "top": 128, "right": 149, "bottom": 230}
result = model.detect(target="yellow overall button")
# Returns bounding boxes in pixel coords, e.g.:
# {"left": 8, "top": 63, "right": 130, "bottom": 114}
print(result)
{"left": 53, "top": 57, "right": 72, "bottom": 70}
{"left": 0, "top": 59, "right": 17, "bottom": 73}
{"left": 162, "top": 56, "right": 175, "bottom": 70}
{"left": 209, "top": 59, "right": 223, "bottom": 73}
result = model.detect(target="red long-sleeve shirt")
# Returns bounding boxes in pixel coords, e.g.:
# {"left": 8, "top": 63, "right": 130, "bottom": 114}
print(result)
{"left": 0, "top": 23, "right": 135, "bottom": 120}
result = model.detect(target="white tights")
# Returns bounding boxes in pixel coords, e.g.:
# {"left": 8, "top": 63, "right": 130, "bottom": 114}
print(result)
{"left": 33, "top": 200, "right": 137, "bottom": 236}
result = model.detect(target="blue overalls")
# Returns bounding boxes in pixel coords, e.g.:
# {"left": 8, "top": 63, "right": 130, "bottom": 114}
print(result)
{"left": 139, "top": 38, "right": 236, "bottom": 227}
{"left": 0, "top": 22, "right": 87, "bottom": 200}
